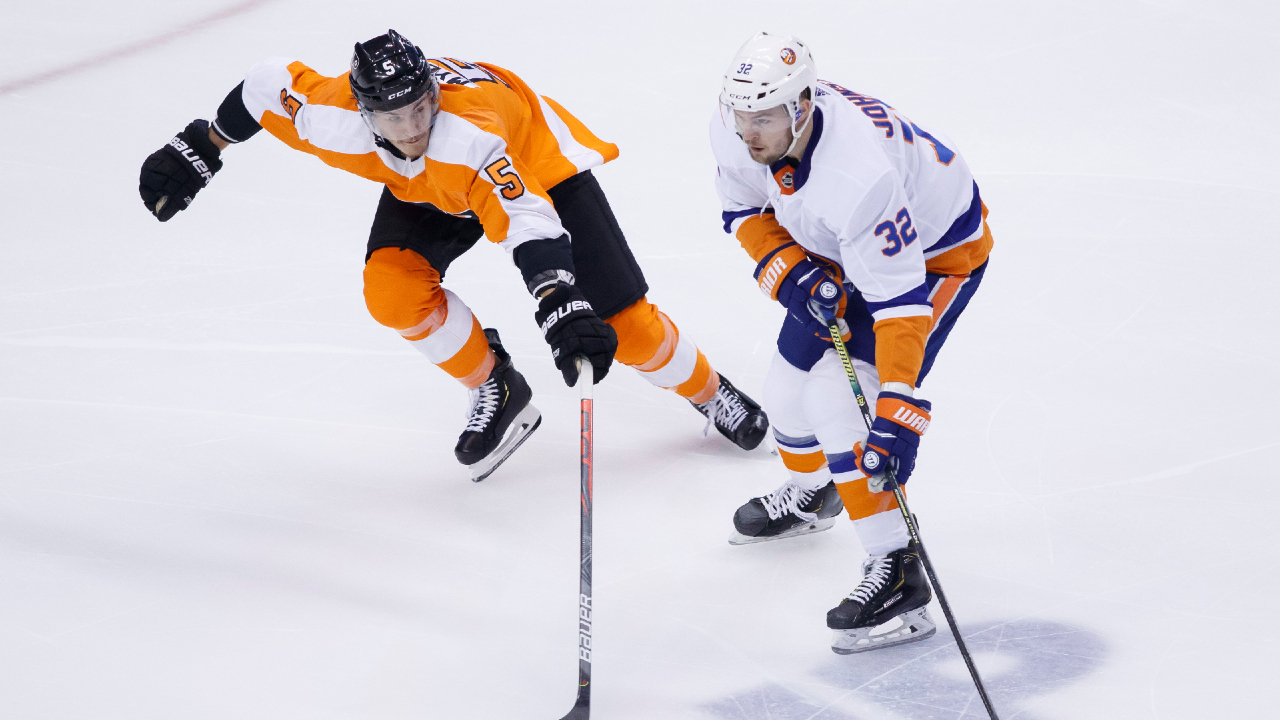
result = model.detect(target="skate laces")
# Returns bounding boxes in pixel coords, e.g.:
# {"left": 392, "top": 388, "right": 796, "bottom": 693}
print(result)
{"left": 699, "top": 382, "right": 748, "bottom": 437}
{"left": 760, "top": 480, "right": 819, "bottom": 522}
{"left": 847, "top": 555, "right": 894, "bottom": 604}
{"left": 463, "top": 378, "right": 501, "bottom": 432}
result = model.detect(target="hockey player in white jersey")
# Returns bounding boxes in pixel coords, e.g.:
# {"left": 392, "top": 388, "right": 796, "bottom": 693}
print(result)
{"left": 711, "top": 33, "right": 994, "bottom": 653}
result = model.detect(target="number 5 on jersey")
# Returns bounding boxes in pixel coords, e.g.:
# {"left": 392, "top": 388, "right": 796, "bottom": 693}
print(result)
{"left": 484, "top": 157, "right": 526, "bottom": 200}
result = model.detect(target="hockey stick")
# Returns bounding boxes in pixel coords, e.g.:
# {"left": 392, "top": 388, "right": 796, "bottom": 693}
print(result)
{"left": 826, "top": 321, "right": 1001, "bottom": 720}
{"left": 560, "top": 357, "right": 594, "bottom": 720}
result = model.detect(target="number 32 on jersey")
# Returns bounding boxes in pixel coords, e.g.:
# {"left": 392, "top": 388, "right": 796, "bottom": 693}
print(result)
{"left": 876, "top": 207, "right": 917, "bottom": 257}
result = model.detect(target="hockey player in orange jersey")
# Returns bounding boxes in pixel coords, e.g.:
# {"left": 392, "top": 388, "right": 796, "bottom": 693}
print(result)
{"left": 138, "top": 30, "right": 769, "bottom": 480}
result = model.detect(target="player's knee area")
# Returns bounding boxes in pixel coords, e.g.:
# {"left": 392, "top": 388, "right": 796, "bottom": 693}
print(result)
{"left": 363, "top": 248, "right": 445, "bottom": 331}
{"left": 604, "top": 297, "right": 668, "bottom": 366}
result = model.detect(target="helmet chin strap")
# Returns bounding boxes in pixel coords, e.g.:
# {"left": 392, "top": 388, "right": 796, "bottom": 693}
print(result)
{"left": 784, "top": 97, "right": 814, "bottom": 158}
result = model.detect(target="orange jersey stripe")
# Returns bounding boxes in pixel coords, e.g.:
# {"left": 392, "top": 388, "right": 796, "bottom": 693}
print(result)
{"left": 285, "top": 60, "right": 357, "bottom": 110}
{"left": 926, "top": 204, "right": 993, "bottom": 276}
{"left": 929, "top": 276, "right": 965, "bottom": 324}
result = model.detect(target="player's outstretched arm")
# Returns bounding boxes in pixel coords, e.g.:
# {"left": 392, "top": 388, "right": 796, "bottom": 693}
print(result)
{"left": 138, "top": 82, "right": 262, "bottom": 221}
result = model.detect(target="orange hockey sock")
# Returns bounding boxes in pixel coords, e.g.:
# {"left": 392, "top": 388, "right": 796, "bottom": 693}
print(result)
{"left": 835, "top": 476, "right": 903, "bottom": 521}
{"left": 607, "top": 297, "right": 719, "bottom": 404}
{"left": 364, "top": 248, "right": 495, "bottom": 388}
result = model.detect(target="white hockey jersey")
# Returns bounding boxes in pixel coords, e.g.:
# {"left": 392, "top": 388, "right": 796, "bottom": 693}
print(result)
{"left": 710, "top": 80, "right": 992, "bottom": 385}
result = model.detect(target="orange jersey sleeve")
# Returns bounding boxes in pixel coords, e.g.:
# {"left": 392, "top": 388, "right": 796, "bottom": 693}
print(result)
{"left": 733, "top": 211, "right": 793, "bottom": 264}
{"left": 236, "top": 56, "right": 618, "bottom": 252}
{"left": 872, "top": 315, "right": 931, "bottom": 387}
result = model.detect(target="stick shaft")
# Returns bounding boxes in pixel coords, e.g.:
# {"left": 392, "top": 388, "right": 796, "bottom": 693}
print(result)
{"left": 561, "top": 360, "right": 594, "bottom": 719}
{"left": 826, "top": 323, "right": 1000, "bottom": 720}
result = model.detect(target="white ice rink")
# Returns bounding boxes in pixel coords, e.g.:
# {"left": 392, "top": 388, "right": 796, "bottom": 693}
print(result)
{"left": 2, "top": 1, "right": 1277, "bottom": 717}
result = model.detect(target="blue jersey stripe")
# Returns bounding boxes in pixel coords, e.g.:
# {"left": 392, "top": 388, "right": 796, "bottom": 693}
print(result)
{"left": 722, "top": 207, "right": 768, "bottom": 234}
{"left": 924, "top": 181, "right": 982, "bottom": 254}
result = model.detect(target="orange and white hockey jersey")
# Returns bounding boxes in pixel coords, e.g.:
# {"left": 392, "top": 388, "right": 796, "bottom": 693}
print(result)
{"left": 236, "top": 56, "right": 619, "bottom": 251}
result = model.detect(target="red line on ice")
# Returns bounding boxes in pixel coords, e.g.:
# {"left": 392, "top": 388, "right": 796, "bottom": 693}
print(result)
{"left": 0, "top": 0, "right": 275, "bottom": 95}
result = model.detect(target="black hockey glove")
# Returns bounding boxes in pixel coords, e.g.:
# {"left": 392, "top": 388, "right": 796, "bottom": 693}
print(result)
{"left": 139, "top": 119, "right": 223, "bottom": 222}
{"left": 535, "top": 283, "right": 617, "bottom": 386}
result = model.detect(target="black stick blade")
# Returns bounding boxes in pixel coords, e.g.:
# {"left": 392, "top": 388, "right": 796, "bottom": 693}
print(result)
{"left": 558, "top": 696, "right": 589, "bottom": 719}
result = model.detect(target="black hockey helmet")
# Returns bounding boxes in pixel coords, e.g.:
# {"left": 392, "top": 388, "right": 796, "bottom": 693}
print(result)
{"left": 349, "top": 29, "right": 436, "bottom": 112}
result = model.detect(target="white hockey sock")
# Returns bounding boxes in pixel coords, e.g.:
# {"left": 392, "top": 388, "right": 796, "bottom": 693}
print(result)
{"left": 853, "top": 510, "right": 911, "bottom": 557}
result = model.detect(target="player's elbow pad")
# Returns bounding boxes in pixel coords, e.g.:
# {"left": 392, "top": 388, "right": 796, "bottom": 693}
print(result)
{"left": 513, "top": 235, "right": 577, "bottom": 296}
{"left": 211, "top": 81, "right": 263, "bottom": 144}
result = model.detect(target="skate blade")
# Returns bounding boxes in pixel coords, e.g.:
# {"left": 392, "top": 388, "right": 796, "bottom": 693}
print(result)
{"left": 727, "top": 516, "right": 836, "bottom": 545}
{"left": 470, "top": 404, "right": 542, "bottom": 482}
{"left": 831, "top": 606, "right": 937, "bottom": 654}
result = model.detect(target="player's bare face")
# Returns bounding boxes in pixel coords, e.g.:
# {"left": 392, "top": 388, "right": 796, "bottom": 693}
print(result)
{"left": 369, "top": 92, "right": 435, "bottom": 159}
{"left": 734, "top": 105, "right": 794, "bottom": 165}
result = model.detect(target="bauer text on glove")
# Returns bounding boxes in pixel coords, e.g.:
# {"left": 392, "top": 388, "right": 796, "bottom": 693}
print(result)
{"left": 534, "top": 283, "right": 617, "bottom": 386}
{"left": 138, "top": 119, "right": 224, "bottom": 222}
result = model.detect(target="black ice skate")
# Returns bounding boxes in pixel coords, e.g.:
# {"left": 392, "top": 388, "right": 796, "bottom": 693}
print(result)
{"left": 455, "top": 329, "right": 542, "bottom": 482}
{"left": 827, "top": 543, "right": 937, "bottom": 654}
{"left": 691, "top": 374, "right": 769, "bottom": 451}
{"left": 728, "top": 479, "right": 844, "bottom": 545}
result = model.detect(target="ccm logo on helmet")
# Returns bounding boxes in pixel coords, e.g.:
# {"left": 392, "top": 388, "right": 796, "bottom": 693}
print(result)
{"left": 387, "top": 87, "right": 411, "bottom": 100}
{"left": 780, "top": 47, "right": 797, "bottom": 65}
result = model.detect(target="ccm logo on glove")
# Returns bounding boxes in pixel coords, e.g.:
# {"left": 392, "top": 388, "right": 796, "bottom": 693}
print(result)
{"left": 539, "top": 299, "right": 594, "bottom": 335}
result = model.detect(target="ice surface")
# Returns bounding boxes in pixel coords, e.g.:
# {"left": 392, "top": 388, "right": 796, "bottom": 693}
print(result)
{"left": 1, "top": 1, "right": 1277, "bottom": 717}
